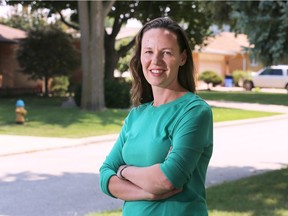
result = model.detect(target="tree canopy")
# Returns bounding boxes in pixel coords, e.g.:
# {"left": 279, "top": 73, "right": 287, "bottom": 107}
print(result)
{"left": 17, "top": 26, "right": 80, "bottom": 96}
{"left": 207, "top": 1, "right": 288, "bottom": 66}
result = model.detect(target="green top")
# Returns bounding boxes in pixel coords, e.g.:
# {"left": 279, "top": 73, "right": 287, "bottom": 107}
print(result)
{"left": 100, "top": 92, "right": 213, "bottom": 216}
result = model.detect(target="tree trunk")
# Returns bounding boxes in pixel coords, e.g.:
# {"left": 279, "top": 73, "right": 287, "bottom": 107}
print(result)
{"left": 105, "top": 35, "right": 119, "bottom": 80}
{"left": 90, "top": 1, "right": 105, "bottom": 110}
{"left": 44, "top": 76, "right": 49, "bottom": 97}
{"left": 77, "top": 1, "right": 114, "bottom": 111}
{"left": 78, "top": 1, "right": 91, "bottom": 110}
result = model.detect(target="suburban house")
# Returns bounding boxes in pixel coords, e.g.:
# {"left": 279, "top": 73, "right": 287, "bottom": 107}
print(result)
{"left": 0, "top": 24, "right": 43, "bottom": 95}
{"left": 193, "top": 31, "right": 262, "bottom": 79}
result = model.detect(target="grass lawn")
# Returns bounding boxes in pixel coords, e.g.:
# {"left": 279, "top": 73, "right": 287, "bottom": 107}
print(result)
{"left": 0, "top": 97, "right": 128, "bottom": 138}
{"left": 198, "top": 91, "right": 288, "bottom": 106}
{"left": 0, "top": 94, "right": 280, "bottom": 138}
{"left": 207, "top": 167, "right": 288, "bottom": 216}
{"left": 87, "top": 167, "right": 288, "bottom": 216}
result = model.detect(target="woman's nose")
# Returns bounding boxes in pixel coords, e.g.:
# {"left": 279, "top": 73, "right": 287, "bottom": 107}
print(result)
{"left": 151, "top": 53, "right": 162, "bottom": 65}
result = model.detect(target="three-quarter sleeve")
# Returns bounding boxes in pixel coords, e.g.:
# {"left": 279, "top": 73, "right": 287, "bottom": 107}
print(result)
{"left": 160, "top": 102, "right": 213, "bottom": 189}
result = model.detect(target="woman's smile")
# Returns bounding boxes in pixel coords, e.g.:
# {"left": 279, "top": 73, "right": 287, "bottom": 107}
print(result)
{"left": 150, "top": 69, "right": 165, "bottom": 75}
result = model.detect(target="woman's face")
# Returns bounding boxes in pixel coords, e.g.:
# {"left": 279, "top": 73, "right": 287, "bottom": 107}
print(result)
{"left": 140, "top": 28, "right": 187, "bottom": 90}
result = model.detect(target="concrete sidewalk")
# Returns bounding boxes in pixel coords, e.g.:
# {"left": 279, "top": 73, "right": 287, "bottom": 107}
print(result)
{"left": 0, "top": 100, "right": 287, "bottom": 157}
{"left": 0, "top": 134, "right": 119, "bottom": 157}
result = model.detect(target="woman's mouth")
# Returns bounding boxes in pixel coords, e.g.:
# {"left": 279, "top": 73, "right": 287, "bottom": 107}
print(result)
{"left": 150, "top": 69, "right": 164, "bottom": 75}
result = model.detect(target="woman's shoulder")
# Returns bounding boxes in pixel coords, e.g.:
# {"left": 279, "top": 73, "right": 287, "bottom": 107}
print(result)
{"left": 126, "top": 102, "right": 151, "bottom": 117}
{"left": 131, "top": 102, "right": 150, "bottom": 111}
{"left": 183, "top": 92, "right": 211, "bottom": 110}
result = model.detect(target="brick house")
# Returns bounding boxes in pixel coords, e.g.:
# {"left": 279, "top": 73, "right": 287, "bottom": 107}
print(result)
{"left": 0, "top": 24, "right": 42, "bottom": 95}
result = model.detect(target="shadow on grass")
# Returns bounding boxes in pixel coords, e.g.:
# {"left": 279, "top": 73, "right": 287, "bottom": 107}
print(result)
{"left": 206, "top": 166, "right": 288, "bottom": 216}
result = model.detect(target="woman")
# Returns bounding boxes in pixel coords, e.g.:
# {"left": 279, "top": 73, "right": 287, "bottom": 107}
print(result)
{"left": 100, "top": 17, "right": 213, "bottom": 216}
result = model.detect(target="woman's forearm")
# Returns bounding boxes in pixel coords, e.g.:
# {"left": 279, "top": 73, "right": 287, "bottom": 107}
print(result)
{"left": 118, "top": 164, "right": 175, "bottom": 194}
{"left": 108, "top": 175, "right": 152, "bottom": 201}
{"left": 108, "top": 175, "right": 181, "bottom": 201}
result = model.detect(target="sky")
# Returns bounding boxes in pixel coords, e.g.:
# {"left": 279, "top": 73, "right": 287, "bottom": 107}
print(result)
{"left": 0, "top": 5, "right": 10, "bottom": 18}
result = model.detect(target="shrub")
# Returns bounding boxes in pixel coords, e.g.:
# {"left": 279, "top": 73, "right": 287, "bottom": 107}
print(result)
{"left": 199, "top": 70, "right": 223, "bottom": 90}
{"left": 105, "top": 78, "right": 131, "bottom": 108}
{"left": 232, "top": 70, "right": 251, "bottom": 87}
{"left": 51, "top": 76, "right": 69, "bottom": 96}
{"left": 74, "top": 78, "right": 131, "bottom": 109}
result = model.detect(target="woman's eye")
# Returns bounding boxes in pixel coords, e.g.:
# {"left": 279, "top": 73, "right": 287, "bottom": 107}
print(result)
{"left": 144, "top": 50, "right": 152, "bottom": 54}
{"left": 163, "top": 51, "right": 171, "bottom": 55}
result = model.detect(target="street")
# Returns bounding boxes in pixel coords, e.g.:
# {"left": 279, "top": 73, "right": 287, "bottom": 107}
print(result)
{"left": 0, "top": 140, "right": 123, "bottom": 216}
{"left": 0, "top": 115, "right": 288, "bottom": 216}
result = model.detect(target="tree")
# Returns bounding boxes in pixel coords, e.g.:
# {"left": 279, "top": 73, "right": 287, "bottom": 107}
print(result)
{"left": 77, "top": 1, "right": 115, "bottom": 111}
{"left": 0, "top": 2, "right": 65, "bottom": 31}
{"left": 17, "top": 26, "right": 80, "bottom": 96}
{"left": 0, "top": 11, "right": 47, "bottom": 31}
{"left": 207, "top": 1, "right": 288, "bottom": 66}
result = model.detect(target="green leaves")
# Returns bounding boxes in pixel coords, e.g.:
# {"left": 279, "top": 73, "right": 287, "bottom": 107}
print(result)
{"left": 17, "top": 26, "right": 80, "bottom": 94}
{"left": 229, "top": 1, "right": 288, "bottom": 65}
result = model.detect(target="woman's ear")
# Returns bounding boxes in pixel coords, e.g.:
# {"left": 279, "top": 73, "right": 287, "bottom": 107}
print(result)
{"left": 180, "top": 50, "right": 187, "bottom": 66}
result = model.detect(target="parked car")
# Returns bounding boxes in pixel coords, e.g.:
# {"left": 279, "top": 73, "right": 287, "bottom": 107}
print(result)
{"left": 243, "top": 65, "right": 288, "bottom": 92}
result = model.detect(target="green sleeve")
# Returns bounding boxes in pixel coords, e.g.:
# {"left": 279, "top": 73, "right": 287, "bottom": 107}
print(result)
{"left": 99, "top": 118, "right": 127, "bottom": 197}
{"left": 160, "top": 102, "right": 213, "bottom": 189}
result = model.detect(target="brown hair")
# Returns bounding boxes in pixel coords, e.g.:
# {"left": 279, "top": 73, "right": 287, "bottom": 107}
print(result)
{"left": 130, "top": 17, "right": 196, "bottom": 107}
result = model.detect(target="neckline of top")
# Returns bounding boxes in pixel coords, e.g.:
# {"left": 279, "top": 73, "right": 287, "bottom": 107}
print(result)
{"left": 149, "top": 92, "right": 193, "bottom": 110}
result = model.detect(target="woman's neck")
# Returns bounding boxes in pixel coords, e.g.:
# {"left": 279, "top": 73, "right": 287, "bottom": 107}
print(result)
{"left": 152, "top": 87, "right": 188, "bottom": 107}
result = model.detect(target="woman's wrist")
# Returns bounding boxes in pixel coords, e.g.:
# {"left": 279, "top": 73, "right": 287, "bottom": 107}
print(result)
{"left": 118, "top": 165, "right": 130, "bottom": 180}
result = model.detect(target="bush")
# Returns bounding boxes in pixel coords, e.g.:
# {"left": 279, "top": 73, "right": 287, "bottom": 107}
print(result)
{"left": 232, "top": 70, "right": 251, "bottom": 87}
{"left": 105, "top": 78, "right": 131, "bottom": 108}
{"left": 199, "top": 70, "right": 223, "bottom": 90}
{"left": 51, "top": 76, "right": 69, "bottom": 96}
{"left": 74, "top": 78, "right": 131, "bottom": 109}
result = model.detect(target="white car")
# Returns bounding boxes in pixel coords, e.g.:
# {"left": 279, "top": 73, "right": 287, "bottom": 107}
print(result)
{"left": 243, "top": 65, "right": 288, "bottom": 92}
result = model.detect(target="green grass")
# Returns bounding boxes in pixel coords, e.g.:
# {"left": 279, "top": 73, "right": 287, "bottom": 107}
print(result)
{"left": 0, "top": 97, "right": 128, "bottom": 138}
{"left": 211, "top": 107, "right": 278, "bottom": 122}
{"left": 198, "top": 91, "right": 288, "bottom": 106}
{"left": 207, "top": 167, "right": 288, "bottom": 216}
{"left": 0, "top": 92, "right": 283, "bottom": 138}
{"left": 87, "top": 168, "right": 288, "bottom": 216}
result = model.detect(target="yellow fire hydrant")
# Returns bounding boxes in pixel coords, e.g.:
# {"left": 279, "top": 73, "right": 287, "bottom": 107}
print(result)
{"left": 15, "top": 99, "right": 27, "bottom": 124}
